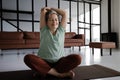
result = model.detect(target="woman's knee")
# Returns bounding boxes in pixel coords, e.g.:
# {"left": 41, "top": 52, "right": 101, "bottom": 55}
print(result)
{"left": 24, "top": 54, "right": 36, "bottom": 64}
{"left": 67, "top": 54, "right": 82, "bottom": 65}
{"left": 24, "top": 54, "right": 32, "bottom": 61}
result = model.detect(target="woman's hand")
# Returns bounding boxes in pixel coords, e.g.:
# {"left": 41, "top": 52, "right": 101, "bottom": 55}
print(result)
{"left": 41, "top": 7, "right": 51, "bottom": 13}
{"left": 40, "top": 7, "right": 51, "bottom": 29}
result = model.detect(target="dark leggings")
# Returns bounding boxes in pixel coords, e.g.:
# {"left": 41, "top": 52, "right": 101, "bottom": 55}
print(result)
{"left": 24, "top": 54, "right": 81, "bottom": 77}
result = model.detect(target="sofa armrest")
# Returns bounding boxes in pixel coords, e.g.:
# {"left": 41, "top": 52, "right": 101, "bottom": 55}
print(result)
{"left": 73, "top": 34, "right": 84, "bottom": 40}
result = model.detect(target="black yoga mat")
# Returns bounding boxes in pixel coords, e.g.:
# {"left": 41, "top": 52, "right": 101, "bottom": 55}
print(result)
{"left": 0, "top": 64, "right": 120, "bottom": 80}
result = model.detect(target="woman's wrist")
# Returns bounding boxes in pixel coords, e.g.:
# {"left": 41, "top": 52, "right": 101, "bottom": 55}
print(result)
{"left": 41, "top": 8, "right": 48, "bottom": 14}
{"left": 51, "top": 7, "right": 53, "bottom": 10}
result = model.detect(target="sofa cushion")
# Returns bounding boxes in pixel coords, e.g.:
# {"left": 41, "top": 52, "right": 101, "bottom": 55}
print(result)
{"left": 34, "top": 32, "right": 40, "bottom": 39}
{"left": 64, "top": 43, "right": 83, "bottom": 47}
{"left": 65, "top": 32, "right": 76, "bottom": 39}
{"left": 0, "top": 40, "right": 25, "bottom": 45}
{"left": 23, "top": 32, "right": 35, "bottom": 39}
{"left": 65, "top": 39, "right": 84, "bottom": 43}
{"left": 25, "top": 39, "right": 40, "bottom": 44}
{"left": 23, "top": 32, "right": 40, "bottom": 39}
{"left": 0, "top": 32, "right": 24, "bottom": 40}
{"left": 0, "top": 44, "right": 27, "bottom": 49}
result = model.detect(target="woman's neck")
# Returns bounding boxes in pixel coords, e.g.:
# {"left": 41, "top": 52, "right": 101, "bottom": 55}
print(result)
{"left": 50, "top": 28, "right": 57, "bottom": 35}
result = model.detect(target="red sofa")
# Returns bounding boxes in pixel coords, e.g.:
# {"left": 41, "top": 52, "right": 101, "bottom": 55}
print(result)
{"left": 0, "top": 32, "right": 40, "bottom": 49}
{"left": 64, "top": 32, "right": 84, "bottom": 47}
{"left": 0, "top": 32, "right": 84, "bottom": 50}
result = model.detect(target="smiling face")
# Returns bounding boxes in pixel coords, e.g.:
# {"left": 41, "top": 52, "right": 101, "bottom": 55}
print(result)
{"left": 47, "top": 13, "right": 59, "bottom": 30}
{"left": 45, "top": 10, "right": 59, "bottom": 30}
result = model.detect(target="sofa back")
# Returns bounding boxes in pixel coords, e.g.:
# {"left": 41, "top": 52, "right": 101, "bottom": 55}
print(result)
{"left": 23, "top": 32, "right": 40, "bottom": 39}
{"left": 65, "top": 32, "right": 76, "bottom": 39}
{"left": 0, "top": 32, "right": 24, "bottom": 40}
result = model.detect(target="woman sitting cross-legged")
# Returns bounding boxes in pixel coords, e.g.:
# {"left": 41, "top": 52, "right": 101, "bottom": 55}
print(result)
{"left": 24, "top": 7, "right": 82, "bottom": 78}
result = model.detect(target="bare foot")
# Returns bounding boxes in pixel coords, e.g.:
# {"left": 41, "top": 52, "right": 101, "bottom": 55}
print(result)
{"left": 48, "top": 68, "right": 75, "bottom": 78}
{"left": 59, "top": 71, "right": 75, "bottom": 78}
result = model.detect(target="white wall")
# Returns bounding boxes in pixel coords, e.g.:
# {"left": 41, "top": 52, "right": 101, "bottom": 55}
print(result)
{"left": 101, "top": 0, "right": 120, "bottom": 48}
{"left": 111, "top": 0, "right": 120, "bottom": 47}
{"left": 101, "top": 0, "right": 108, "bottom": 33}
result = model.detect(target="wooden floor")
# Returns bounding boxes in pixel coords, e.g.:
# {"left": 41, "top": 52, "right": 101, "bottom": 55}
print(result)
{"left": 0, "top": 47, "right": 120, "bottom": 80}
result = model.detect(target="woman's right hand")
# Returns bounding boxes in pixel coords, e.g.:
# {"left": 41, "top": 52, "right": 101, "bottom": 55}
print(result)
{"left": 41, "top": 7, "right": 51, "bottom": 13}
{"left": 40, "top": 7, "right": 51, "bottom": 29}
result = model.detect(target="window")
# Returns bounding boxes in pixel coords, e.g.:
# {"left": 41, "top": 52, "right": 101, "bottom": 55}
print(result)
{"left": 78, "top": 2, "right": 101, "bottom": 45}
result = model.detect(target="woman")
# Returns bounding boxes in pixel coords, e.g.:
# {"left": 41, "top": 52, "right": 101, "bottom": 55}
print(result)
{"left": 24, "top": 7, "right": 81, "bottom": 78}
